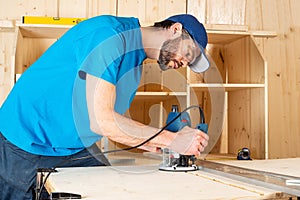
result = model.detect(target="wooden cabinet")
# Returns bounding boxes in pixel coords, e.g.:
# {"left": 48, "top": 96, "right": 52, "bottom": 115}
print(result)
{"left": 188, "top": 32, "right": 268, "bottom": 159}
{"left": 128, "top": 30, "right": 274, "bottom": 159}
{"left": 13, "top": 23, "right": 275, "bottom": 159}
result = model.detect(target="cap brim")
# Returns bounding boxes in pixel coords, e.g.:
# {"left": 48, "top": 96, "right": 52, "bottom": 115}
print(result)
{"left": 189, "top": 45, "right": 210, "bottom": 73}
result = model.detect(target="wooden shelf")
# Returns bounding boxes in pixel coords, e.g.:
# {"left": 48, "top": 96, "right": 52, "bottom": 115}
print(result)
{"left": 16, "top": 22, "right": 277, "bottom": 41}
{"left": 17, "top": 24, "right": 70, "bottom": 38}
{"left": 189, "top": 83, "right": 265, "bottom": 92}
{"left": 134, "top": 91, "right": 187, "bottom": 100}
{"left": 206, "top": 29, "right": 276, "bottom": 44}
{"left": 0, "top": 19, "right": 15, "bottom": 32}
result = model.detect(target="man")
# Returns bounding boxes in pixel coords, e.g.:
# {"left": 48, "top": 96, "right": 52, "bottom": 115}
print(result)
{"left": 0, "top": 14, "right": 210, "bottom": 199}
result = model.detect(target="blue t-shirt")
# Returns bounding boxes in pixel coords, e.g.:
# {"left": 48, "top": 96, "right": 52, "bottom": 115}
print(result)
{"left": 0, "top": 15, "right": 146, "bottom": 156}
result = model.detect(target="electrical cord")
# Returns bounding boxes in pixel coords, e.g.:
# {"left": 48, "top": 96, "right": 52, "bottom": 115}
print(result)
{"left": 37, "top": 105, "right": 203, "bottom": 200}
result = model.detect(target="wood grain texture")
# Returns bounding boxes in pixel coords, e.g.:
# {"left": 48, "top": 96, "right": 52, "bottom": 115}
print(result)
{"left": 245, "top": 0, "right": 300, "bottom": 158}
{"left": 46, "top": 165, "right": 284, "bottom": 200}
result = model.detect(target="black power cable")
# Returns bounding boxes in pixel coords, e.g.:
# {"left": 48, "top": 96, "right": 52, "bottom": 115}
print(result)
{"left": 37, "top": 105, "right": 204, "bottom": 200}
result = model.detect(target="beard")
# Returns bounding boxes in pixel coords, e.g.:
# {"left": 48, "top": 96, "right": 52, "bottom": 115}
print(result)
{"left": 157, "top": 37, "right": 182, "bottom": 71}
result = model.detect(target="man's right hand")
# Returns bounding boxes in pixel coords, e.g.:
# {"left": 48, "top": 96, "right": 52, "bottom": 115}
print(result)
{"left": 168, "top": 126, "right": 209, "bottom": 156}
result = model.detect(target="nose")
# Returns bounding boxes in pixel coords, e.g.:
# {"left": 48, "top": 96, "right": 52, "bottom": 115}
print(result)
{"left": 179, "top": 57, "right": 189, "bottom": 68}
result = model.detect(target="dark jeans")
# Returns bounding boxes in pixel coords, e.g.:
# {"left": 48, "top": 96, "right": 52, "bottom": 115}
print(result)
{"left": 0, "top": 132, "right": 110, "bottom": 200}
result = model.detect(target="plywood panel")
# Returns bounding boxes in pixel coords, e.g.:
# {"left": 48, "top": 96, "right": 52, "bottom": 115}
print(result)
{"left": 228, "top": 89, "right": 251, "bottom": 156}
{"left": 226, "top": 37, "right": 250, "bottom": 84}
{"left": 249, "top": 37, "right": 267, "bottom": 159}
{"left": 250, "top": 88, "right": 265, "bottom": 159}
{"left": 249, "top": 36, "right": 265, "bottom": 83}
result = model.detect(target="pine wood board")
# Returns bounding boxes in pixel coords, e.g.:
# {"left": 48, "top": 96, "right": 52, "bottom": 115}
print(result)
{"left": 215, "top": 158, "right": 300, "bottom": 177}
{"left": 46, "top": 165, "right": 286, "bottom": 200}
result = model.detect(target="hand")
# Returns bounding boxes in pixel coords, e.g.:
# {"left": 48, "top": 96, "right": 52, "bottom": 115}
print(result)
{"left": 168, "top": 126, "right": 209, "bottom": 156}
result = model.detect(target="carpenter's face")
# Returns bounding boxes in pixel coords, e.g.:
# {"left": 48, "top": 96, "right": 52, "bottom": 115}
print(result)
{"left": 158, "top": 29, "right": 200, "bottom": 71}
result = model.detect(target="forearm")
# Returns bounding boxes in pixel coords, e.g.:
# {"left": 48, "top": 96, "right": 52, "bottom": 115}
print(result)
{"left": 86, "top": 74, "right": 175, "bottom": 150}
{"left": 91, "top": 110, "right": 175, "bottom": 150}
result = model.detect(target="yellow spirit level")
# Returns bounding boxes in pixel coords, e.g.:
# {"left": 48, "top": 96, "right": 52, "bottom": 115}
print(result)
{"left": 22, "top": 16, "right": 87, "bottom": 25}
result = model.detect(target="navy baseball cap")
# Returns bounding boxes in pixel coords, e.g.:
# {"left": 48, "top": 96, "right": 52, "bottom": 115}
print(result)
{"left": 166, "top": 14, "right": 210, "bottom": 73}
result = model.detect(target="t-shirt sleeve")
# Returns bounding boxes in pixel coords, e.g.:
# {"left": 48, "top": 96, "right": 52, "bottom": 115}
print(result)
{"left": 76, "top": 31, "right": 125, "bottom": 85}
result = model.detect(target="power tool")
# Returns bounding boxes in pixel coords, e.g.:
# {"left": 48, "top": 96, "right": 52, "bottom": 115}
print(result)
{"left": 159, "top": 105, "right": 208, "bottom": 172}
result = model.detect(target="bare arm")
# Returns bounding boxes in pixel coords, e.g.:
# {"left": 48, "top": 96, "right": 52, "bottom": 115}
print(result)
{"left": 86, "top": 74, "right": 208, "bottom": 155}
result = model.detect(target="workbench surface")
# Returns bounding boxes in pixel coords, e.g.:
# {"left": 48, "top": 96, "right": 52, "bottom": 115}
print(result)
{"left": 45, "top": 164, "right": 286, "bottom": 200}
{"left": 215, "top": 157, "right": 300, "bottom": 177}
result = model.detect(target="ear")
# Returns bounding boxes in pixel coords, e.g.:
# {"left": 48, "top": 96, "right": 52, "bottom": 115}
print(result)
{"left": 169, "top": 22, "right": 183, "bottom": 37}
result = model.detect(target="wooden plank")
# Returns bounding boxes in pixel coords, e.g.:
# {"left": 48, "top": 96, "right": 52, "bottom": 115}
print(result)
{"left": 46, "top": 165, "right": 284, "bottom": 200}
{"left": 207, "top": 31, "right": 248, "bottom": 44}
{"left": 187, "top": 0, "right": 206, "bottom": 23}
{"left": 0, "top": 31, "right": 17, "bottom": 106}
{"left": 0, "top": 19, "right": 14, "bottom": 32}
{"left": 190, "top": 83, "right": 265, "bottom": 92}
{"left": 14, "top": 29, "right": 24, "bottom": 75}
{"left": 253, "top": 1, "right": 283, "bottom": 159}
{"left": 250, "top": 88, "right": 266, "bottom": 159}
{"left": 249, "top": 36, "right": 266, "bottom": 83}
{"left": 117, "top": 0, "right": 186, "bottom": 26}
{"left": 226, "top": 37, "right": 250, "bottom": 83}
{"left": 216, "top": 158, "right": 300, "bottom": 178}
{"left": 249, "top": 36, "right": 267, "bottom": 159}
{"left": 117, "top": 0, "right": 147, "bottom": 21}
{"left": 290, "top": 0, "right": 300, "bottom": 157}
{"left": 257, "top": 0, "right": 300, "bottom": 158}
{"left": 228, "top": 89, "right": 251, "bottom": 156}
{"left": 206, "top": 24, "right": 248, "bottom": 32}
{"left": 86, "top": 0, "right": 117, "bottom": 17}
{"left": 144, "top": 0, "right": 187, "bottom": 25}
{"left": 245, "top": 0, "right": 263, "bottom": 30}
{"left": 206, "top": 0, "right": 246, "bottom": 25}
{"left": 135, "top": 91, "right": 187, "bottom": 99}
{"left": 0, "top": 0, "right": 57, "bottom": 19}
{"left": 58, "top": 0, "right": 86, "bottom": 18}
{"left": 220, "top": 92, "right": 229, "bottom": 153}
